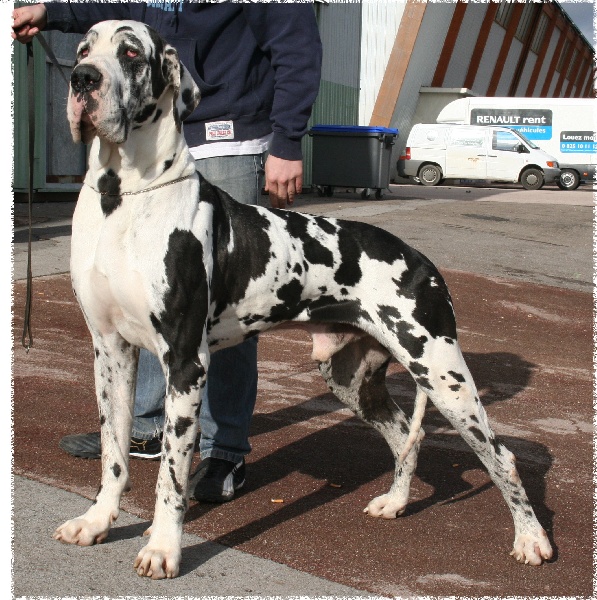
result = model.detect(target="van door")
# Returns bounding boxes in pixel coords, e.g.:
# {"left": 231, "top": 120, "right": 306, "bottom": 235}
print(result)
{"left": 445, "top": 127, "right": 488, "bottom": 179}
{"left": 486, "top": 128, "right": 527, "bottom": 181}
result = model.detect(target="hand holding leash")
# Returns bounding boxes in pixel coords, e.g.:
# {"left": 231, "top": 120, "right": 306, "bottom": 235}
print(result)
{"left": 12, "top": 4, "right": 47, "bottom": 44}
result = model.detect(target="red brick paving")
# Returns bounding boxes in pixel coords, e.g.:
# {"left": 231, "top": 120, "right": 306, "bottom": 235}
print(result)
{"left": 13, "top": 271, "right": 593, "bottom": 596}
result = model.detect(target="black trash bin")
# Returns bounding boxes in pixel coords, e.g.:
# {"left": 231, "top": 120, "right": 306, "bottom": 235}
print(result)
{"left": 309, "top": 125, "right": 399, "bottom": 199}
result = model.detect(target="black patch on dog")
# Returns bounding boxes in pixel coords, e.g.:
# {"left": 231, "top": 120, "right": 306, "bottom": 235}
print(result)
{"left": 199, "top": 176, "right": 273, "bottom": 318}
{"left": 409, "top": 362, "right": 428, "bottom": 376}
{"left": 151, "top": 229, "right": 209, "bottom": 395}
{"left": 112, "top": 463, "right": 121, "bottom": 478}
{"left": 134, "top": 102, "right": 157, "bottom": 123}
{"left": 377, "top": 306, "right": 427, "bottom": 359}
{"left": 174, "top": 416, "right": 193, "bottom": 438}
{"left": 448, "top": 370, "right": 466, "bottom": 383}
{"left": 97, "top": 169, "right": 122, "bottom": 217}
{"left": 469, "top": 426, "right": 487, "bottom": 443}
{"left": 281, "top": 212, "right": 334, "bottom": 268}
{"left": 335, "top": 228, "right": 362, "bottom": 287}
{"left": 98, "top": 169, "right": 122, "bottom": 216}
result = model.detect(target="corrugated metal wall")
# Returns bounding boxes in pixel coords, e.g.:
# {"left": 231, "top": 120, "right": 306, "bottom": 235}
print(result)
{"left": 304, "top": 1, "right": 362, "bottom": 186}
{"left": 443, "top": 3, "right": 488, "bottom": 89}
{"left": 388, "top": 2, "right": 456, "bottom": 157}
{"left": 13, "top": 31, "right": 85, "bottom": 193}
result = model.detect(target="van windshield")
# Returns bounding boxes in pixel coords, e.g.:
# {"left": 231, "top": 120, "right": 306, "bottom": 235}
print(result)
{"left": 512, "top": 130, "right": 539, "bottom": 149}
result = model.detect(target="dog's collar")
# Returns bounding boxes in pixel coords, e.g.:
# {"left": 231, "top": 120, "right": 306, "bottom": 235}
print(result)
{"left": 85, "top": 173, "right": 195, "bottom": 197}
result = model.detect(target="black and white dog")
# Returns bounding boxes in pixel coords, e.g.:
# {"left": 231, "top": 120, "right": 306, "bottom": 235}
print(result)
{"left": 54, "top": 21, "right": 552, "bottom": 579}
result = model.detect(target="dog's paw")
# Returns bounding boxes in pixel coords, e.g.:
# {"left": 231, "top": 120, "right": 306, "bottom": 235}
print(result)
{"left": 54, "top": 517, "right": 110, "bottom": 546}
{"left": 510, "top": 529, "right": 553, "bottom": 565}
{"left": 134, "top": 543, "right": 181, "bottom": 579}
{"left": 363, "top": 494, "right": 407, "bottom": 519}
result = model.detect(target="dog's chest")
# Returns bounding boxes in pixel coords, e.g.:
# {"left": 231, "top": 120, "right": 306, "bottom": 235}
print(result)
{"left": 72, "top": 193, "right": 167, "bottom": 340}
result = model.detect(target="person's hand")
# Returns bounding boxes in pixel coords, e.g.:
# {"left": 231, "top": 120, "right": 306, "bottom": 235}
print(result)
{"left": 12, "top": 4, "right": 47, "bottom": 44}
{"left": 264, "top": 155, "right": 303, "bottom": 209}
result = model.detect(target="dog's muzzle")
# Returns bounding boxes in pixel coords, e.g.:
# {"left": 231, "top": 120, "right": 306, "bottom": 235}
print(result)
{"left": 70, "top": 64, "right": 103, "bottom": 94}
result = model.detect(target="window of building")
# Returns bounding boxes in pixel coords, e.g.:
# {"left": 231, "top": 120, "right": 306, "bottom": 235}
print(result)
{"left": 575, "top": 58, "right": 588, "bottom": 87}
{"left": 495, "top": 2, "right": 514, "bottom": 29}
{"left": 516, "top": 2, "right": 538, "bottom": 43}
{"left": 492, "top": 130, "right": 522, "bottom": 153}
{"left": 567, "top": 48, "right": 579, "bottom": 81}
{"left": 530, "top": 11, "right": 549, "bottom": 53}
{"left": 556, "top": 38, "right": 570, "bottom": 73}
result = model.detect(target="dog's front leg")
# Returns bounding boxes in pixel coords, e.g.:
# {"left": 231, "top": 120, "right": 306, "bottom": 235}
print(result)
{"left": 134, "top": 345, "right": 208, "bottom": 579}
{"left": 55, "top": 332, "right": 138, "bottom": 546}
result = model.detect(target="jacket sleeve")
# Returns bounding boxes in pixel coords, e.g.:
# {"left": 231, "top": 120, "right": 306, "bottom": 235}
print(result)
{"left": 244, "top": 4, "right": 322, "bottom": 161}
{"left": 44, "top": 2, "right": 138, "bottom": 34}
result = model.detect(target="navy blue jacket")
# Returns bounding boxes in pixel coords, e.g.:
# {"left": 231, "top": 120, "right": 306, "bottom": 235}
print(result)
{"left": 44, "top": 1, "right": 322, "bottom": 160}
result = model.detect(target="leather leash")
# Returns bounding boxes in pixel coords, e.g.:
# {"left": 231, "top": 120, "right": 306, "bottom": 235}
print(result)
{"left": 21, "top": 41, "right": 34, "bottom": 351}
{"left": 21, "top": 36, "right": 70, "bottom": 351}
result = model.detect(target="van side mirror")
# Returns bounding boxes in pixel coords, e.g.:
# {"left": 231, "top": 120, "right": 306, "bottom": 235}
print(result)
{"left": 517, "top": 144, "right": 529, "bottom": 154}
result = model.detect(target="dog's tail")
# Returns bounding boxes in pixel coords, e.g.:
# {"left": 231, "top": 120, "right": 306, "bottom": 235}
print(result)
{"left": 398, "top": 387, "right": 427, "bottom": 465}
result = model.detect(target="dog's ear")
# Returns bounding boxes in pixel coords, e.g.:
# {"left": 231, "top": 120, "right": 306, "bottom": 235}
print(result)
{"left": 163, "top": 45, "right": 201, "bottom": 132}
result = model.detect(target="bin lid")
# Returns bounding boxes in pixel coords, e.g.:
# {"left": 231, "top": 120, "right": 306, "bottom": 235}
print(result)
{"left": 310, "top": 124, "right": 399, "bottom": 136}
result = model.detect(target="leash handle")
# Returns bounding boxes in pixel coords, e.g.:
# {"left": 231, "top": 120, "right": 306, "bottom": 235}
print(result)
{"left": 21, "top": 41, "right": 35, "bottom": 352}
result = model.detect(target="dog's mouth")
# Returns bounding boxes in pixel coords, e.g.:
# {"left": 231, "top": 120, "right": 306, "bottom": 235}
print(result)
{"left": 69, "top": 94, "right": 98, "bottom": 144}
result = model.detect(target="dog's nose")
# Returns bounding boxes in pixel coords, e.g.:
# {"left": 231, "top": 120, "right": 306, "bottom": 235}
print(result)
{"left": 70, "top": 65, "right": 103, "bottom": 94}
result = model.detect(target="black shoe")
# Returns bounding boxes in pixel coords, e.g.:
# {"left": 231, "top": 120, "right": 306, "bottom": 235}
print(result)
{"left": 59, "top": 431, "right": 163, "bottom": 460}
{"left": 190, "top": 457, "right": 245, "bottom": 503}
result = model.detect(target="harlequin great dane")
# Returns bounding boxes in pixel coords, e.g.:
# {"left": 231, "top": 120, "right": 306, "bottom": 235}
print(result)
{"left": 55, "top": 20, "right": 552, "bottom": 579}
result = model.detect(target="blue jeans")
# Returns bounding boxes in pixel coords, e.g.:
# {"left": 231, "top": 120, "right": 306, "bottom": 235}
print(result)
{"left": 132, "top": 153, "right": 266, "bottom": 463}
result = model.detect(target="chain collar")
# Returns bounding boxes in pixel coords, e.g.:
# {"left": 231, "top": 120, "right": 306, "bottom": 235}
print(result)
{"left": 85, "top": 173, "right": 195, "bottom": 196}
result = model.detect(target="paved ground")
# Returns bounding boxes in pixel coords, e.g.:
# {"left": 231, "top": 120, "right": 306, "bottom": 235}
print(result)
{"left": 11, "top": 181, "right": 594, "bottom": 597}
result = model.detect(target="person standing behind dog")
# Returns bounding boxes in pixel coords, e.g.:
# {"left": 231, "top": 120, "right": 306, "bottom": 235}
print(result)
{"left": 12, "top": 1, "right": 322, "bottom": 503}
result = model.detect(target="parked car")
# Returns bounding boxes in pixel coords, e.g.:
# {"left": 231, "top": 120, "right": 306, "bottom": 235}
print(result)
{"left": 437, "top": 96, "right": 596, "bottom": 190}
{"left": 397, "top": 123, "right": 560, "bottom": 190}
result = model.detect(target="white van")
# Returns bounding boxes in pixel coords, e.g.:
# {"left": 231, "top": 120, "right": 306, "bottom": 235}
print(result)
{"left": 437, "top": 97, "right": 596, "bottom": 190}
{"left": 397, "top": 123, "right": 560, "bottom": 190}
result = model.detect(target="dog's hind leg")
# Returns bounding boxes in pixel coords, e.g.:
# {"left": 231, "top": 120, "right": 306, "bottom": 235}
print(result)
{"left": 318, "top": 336, "right": 424, "bottom": 519}
{"left": 421, "top": 338, "right": 553, "bottom": 565}
{"left": 55, "top": 332, "right": 138, "bottom": 546}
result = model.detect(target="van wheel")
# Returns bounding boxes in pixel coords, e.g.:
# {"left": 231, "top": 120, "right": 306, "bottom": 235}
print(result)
{"left": 418, "top": 164, "right": 442, "bottom": 186}
{"left": 520, "top": 168, "right": 544, "bottom": 190}
{"left": 557, "top": 169, "right": 580, "bottom": 191}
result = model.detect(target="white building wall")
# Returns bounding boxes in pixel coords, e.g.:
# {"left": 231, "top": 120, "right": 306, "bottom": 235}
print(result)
{"left": 358, "top": 0, "right": 406, "bottom": 125}
{"left": 472, "top": 23, "right": 505, "bottom": 95}
{"left": 533, "top": 32, "right": 561, "bottom": 97}
{"left": 443, "top": 2, "right": 488, "bottom": 89}
{"left": 515, "top": 52, "right": 537, "bottom": 96}
{"left": 547, "top": 72, "right": 559, "bottom": 97}
{"left": 389, "top": 2, "right": 456, "bottom": 157}
{"left": 495, "top": 38, "right": 523, "bottom": 96}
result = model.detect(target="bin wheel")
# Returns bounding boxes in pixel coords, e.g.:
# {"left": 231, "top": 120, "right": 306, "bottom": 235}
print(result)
{"left": 361, "top": 188, "right": 371, "bottom": 199}
{"left": 325, "top": 186, "right": 334, "bottom": 197}
{"left": 375, "top": 189, "right": 384, "bottom": 200}
{"left": 316, "top": 186, "right": 326, "bottom": 197}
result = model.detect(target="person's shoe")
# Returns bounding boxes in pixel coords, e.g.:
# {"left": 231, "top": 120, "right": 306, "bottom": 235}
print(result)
{"left": 59, "top": 431, "right": 163, "bottom": 460}
{"left": 190, "top": 457, "right": 245, "bottom": 503}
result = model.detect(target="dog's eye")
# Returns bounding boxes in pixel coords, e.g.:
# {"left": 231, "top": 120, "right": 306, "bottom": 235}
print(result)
{"left": 126, "top": 49, "right": 139, "bottom": 58}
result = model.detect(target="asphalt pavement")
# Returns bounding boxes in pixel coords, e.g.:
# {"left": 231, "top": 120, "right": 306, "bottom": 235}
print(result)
{"left": 11, "top": 181, "right": 594, "bottom": 598}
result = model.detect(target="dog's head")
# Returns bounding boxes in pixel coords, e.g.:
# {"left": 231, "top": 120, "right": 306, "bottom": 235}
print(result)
{"left": 68, "top": 20, "right": 200, "bottom": 144}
